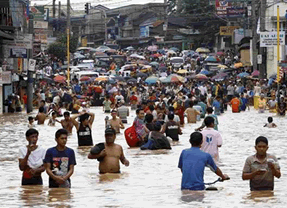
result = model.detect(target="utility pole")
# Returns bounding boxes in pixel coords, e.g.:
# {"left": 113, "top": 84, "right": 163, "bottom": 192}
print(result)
{"left": 164, "top": 0, "right": 168, "bottom": 40}
{"left": 58, "top": 1, "right": 61, "bottom": 33}
{"left": 53, "top": 0, "right": 56, "bottom": 18}
{"left": 251, "top": 0, "right": 258, "bottom": 71}
{"left": 27, "top": 12, "right": 34, "bottom": 113}
{"left": 259, "top": 0, "right": 266, "bottom": 79}
{"left": 67, "top": 0, "right": 71, "bottom": 86}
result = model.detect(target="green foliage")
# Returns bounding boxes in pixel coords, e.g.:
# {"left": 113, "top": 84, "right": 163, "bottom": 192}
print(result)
{"left": 47, "top": 42, "right": 66, "bottom": 59}
{"left": 47, "top": 34, "right": 79, "bottom": 59}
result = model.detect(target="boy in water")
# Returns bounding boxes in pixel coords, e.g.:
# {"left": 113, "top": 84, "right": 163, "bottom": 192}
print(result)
{"left": 28, "top": 116, "right": 35, "bottom": 128}
{"left": 35, "top": 107, "right": 46, "bottom": 124}
{"left": 109, "top": 110, "right": 125, "bottom": 134}
{"left": 44, "top": 129, "right": 76, "bottom": 188}
{"left": 242, "top": 136, "right": 281, "bottom": 191}
{"left": 88, "top": 128, "right": 129, "bottom": 174}
{"left": 19, "top": 129, "right": 46, "bottom": 185}
{"left": 60, "top": 112, "right": 74, "bottom": 134}
{"left": 263, "top": 117, "right": 277, "bottom": 128}
{"left": 178, "top": 132, "right": 228, "bottom": 190}
{"left": 48, "top": 112, "right": 58, "bottom": 126}
{"left": 195, "top": 107, "right": 219, "bottom": 131}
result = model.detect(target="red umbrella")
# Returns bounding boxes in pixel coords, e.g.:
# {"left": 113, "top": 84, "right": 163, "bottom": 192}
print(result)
{"left": 251, "top": 70, "right": 260, "bottom": 77}
{"left": 80, "top": 76, "right": 91, "bottom": 81}
{"left": 195, "top": 74, "right": 209, "bottom": 80}
{"left": 54, "top": 75, "right": 66, "bottom": 83}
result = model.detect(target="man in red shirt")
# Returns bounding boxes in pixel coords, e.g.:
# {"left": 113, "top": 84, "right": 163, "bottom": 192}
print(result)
{"left": 230, "top": 95, "right": 241, "bottom": 113}
{"left": 130, "top": 92, "right": 138, "bottom": 110}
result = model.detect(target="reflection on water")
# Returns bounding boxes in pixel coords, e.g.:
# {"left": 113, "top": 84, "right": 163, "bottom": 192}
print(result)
{"left": 0, "top": 107, "right": 287, "bottom": 207}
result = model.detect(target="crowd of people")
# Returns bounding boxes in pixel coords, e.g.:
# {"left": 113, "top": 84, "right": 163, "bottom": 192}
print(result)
{"left": 16, "top": 47, "right": 284, "bottom": 192}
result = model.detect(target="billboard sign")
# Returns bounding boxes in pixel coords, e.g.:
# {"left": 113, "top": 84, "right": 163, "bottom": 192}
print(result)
{"left": 260, "top": 32, "right": 285, "bottom": 47}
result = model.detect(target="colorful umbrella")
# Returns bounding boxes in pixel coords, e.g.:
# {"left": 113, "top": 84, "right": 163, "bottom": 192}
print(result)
{"left": 196, "top": 48, "right": 210, "bottom": 53}
{"left": 54, "top": 75, "right": 66, "bottom": 83}
{"left": 199, "top": 70, "right": 211, "bottom": 75}
{"left": 237, "top": 72, "right": 250, "bottom": 78}
{"left": 95, "top": 77, "right": 108, "bottom": 82}
{"left": 80, "top": 76, "right": 91, "bottom": 81}
{"left": 251, "top": 70, "right": 260, "bottom": 77}
{"left": 217, "top": 64, "right": 228, "bottom": 69}
{"left": 195, "top": 74, "right": 208, "bottom": 80}
{"left": 216, "top": 51, "right": 225, "bottom": 56}
{"left": 211, "top": 72, "right": 228, "bottom": 81}
{"left": 148, "top": 45, "right": 158, "bottom": 51}
{"left": 145, "top": 76, "right": 159, "bottom": 84}
{"left": 234, "top": 62, "right": 243, "bottom": 68}
{"left": 205, "top": 56, "right": 220, "bottom": 62}
{"left": 137, "top": 60, "right": 149, "bottom": 65}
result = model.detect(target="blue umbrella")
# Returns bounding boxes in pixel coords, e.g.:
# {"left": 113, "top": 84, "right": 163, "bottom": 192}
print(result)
{"left": 157, "top": 49, "right": 166, "bottom": 54}
{"left": 200, "top": 70, "right": 211, "bottom": 75}
{"left": 145, "top": 76, "right": 159, "bottom": 84}
{"left": 205, "top": 56, "right": 219, "bottom": 62}
{"left": 237, "top": 72, "right": 250, "bottom": 78}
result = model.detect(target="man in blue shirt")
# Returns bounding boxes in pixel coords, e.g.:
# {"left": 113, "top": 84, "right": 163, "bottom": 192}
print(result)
{"left": 178, "top": 132, "right": 228, "bottom": 190}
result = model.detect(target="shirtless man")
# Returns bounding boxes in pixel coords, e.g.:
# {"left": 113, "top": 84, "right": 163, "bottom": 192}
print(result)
{"left": 60, "top": 112, "right": 74, "bottom": 134}
{"left": 109, "top": 110, "right": 124, "bottom": 134}
{"left": 35, "top": 107, "right": 46, "bottom": 125}
{"left": 88, "top": 128, "right": 129, "bottom": 174}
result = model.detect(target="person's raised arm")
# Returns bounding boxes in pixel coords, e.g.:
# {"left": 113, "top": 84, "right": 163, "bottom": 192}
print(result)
{"left": 88, "top": 112, "right": 95, "bottom": 125}
{"left": 71, "top": 114, "right": 80, "bottom": 131}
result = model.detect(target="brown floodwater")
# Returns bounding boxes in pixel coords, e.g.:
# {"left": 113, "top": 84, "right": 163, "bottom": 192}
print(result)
{"left": 0, "top": 107, "right": 286, "bottom": 207}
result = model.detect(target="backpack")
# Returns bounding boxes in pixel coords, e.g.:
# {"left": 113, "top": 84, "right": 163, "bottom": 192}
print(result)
{"left": 124, "top": 123, "right": 140, "bottom": 147}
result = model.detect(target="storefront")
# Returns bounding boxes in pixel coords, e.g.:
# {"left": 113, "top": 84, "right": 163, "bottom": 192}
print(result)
{"left": 0, "top": 70, "right": 12, "bottom": 114}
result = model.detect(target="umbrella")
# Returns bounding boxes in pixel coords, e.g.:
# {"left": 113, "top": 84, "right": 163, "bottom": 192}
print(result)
{"left": 157, "top": 49, "right": 166, "bottom": 54}
{"left": 145, "top": 76, "right": 159, "bottom": 84}
{"left": 205, "top": 56, "right": 220, "bottom": 62}
{"left": 136, "top": 72, "right": 148, "bottom": 78}
{"left": 234, "top": 62, "right": 243, "bottom": 68}
{"left": 251, "top": 70, "right": 260, "bottom": 77}
{"left": 151, "top": 53, "right": 162, "bottom": 58}
{"left": 186, "top": 74, "right": 197, "bottom": 79}
{"left": 237, "top": 72, "right": 250, "bottom": 78}
{"left": 200, "top": 70, "right": 211, "bottom": 75}
{"left": 160, "top": 77, "right": 170, "bottom": 83}
{"left": 126, "top": 46, "right": 135, "bottom": 51}
{"left": 160, "top": 72, "right": 167, "bottom": 77}
{"left": 167, "top": 50, "right": 176, "bottom": 55}
{"left": 130, "top": 53, "right": 140, "bottom": 58}
{"left": 159, "top": 66, "right": 167, "bottom": 71}
{"left": 149, "top": 62, "right": 159, "bottom": 67}
{"left": 137, "top": 60, "right": 149, "bottom": 65}
{"left": 217, "top": 64, "right": 228, "bottom": 69}
{"left": 74, "top": 53, "right": 85, "bottom": 59}
{"left": 196, "top": 48, "right": 210, "bottom": 53}
{"left": 195, "top": 74, "right": 208, "bottom": 80}
{"left": 80, "top": 76, "right": 91, "bottom": 81}
{"left": 113, "top": 76, "right": 125, "bottom": 81}
{"left": 170, "top": 47, "right": 179, "bottom": 52}
{"left": 177, "top": 69, "right": 188, "bottom": 74}
{"left": 211, "top": 72, "right": 228, "bottom": 81}
{"left": 148, "top": 45, "right": 158, "bottom": 52}
{"left": 217, "top": 51, "right": 225, "bottom": 56}
{"left": 54, "top": 75, "right": 66, "bottom": 83}
{"left": 95, "top": 77, "right": 108, "bottom": 82}
{"left": 94, "top": 51, "right": 107, "bottom": 56}
{"left": 127, "top": 78, "right": 137, "bottom": 84}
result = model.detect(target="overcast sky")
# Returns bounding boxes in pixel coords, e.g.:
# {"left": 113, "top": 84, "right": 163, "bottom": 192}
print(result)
{"left": 31, "top": 0, "right": 164, "bottom": 10}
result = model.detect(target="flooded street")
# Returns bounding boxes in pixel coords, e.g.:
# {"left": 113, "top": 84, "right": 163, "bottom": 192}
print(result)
{"left": 0, "top": 107, "right": 287, "bottom": 207}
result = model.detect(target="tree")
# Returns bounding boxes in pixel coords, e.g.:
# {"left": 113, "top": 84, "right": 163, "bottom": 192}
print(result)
{"left": 47, "top": 34, "right": 79, "bottom": 59}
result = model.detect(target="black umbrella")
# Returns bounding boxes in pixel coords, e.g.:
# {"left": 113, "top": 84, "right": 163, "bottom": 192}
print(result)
{"left": 113, "top": 76, "right": 125, "bottom": 81}
{"left": 127, "top": 78, "right": 137, "bottom": 84}
{"left": 159, "top": 66, "right": 167, "bottom": 71}
{"left": 136, "top": 72, "right": 148, "bottom": 78}
{"left": 124, "top": 76, "right": 132, "bottom": 80}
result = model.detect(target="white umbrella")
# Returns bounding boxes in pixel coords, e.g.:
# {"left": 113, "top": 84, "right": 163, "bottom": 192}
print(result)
{"left": 148, "top": 45, "right": 158, "bottom": 51}
{"left": 160, "top": 72, "right": 167, "bottom": 77}
{"left": 130, "top": 53, "right": 139, "bottom": 58}
{"left": 167, "top": 50, "right": 176, "bottom": 55}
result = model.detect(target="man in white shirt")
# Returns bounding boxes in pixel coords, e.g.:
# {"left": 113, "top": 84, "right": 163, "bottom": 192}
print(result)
{"left": 199, "top": 84, "right": 207, "bottom": 96}
{"left": 200, "top": 116, "right": 222, "bottom": 164}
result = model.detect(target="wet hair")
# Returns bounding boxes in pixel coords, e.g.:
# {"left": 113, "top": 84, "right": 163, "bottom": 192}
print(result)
{"left": 26, "top": 128, "right": 39, "bottom": 138}
{"left": 40, "top": 100, "right": 46, "bottom": 104}
{"left": 204, "top": 116, "right": 214, "bottom": 127}
{"left": 154, "top": 122, "right": 162, "bottom": 131}
{"left": 39, "top": 107, "right": 44, "bottom": 113}
{"left": 64, "top": 111, "right": 70, "bottom": 117}
{"left": 149, "top": 105, "right": 155, "bottom": 111}
{"left": 189, "top": 132, "right": 203, "bottom": 146}
{"left": 55, "top": 128, "right": 68, "bottom": 139}
{"left": 168, "top": 113, "right": 174, "bottom": 120}
{"left": 145, "top": 113, "right": 154, "bottom": 123}
{"left": 28, "top": 116, "right": 34, "bottom": 122}
{"left": 52, "top": 112, "right": 56, "bottom": 116}
{"left": 188, "top": 94, "right": 192, "bottom": 99}
{"left": 168, "top": 106, "right": 174, "bottom": 112}
{"left": 206, "top": 107, "right": 213, "bottom": 114}
{"left": 255, "top": 136, "right": 268, "bottom": 145}
{"left": 79, "top": 113, "right": 90, "bottom": 123}
{"left": 189, "top": 101, "right": 194, "bottom": 107}
{"left": 268, "top": 117, "right": 273, "bottom": 123}
{"left": 194, "top": 100, "right": 198, "bottom": 105}
{"left": 136, "top": 108, "right": 144, "bottom": 114}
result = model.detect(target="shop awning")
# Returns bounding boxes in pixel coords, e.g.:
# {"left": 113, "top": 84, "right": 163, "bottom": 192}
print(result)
{"left": 0, "top": 30, "right": 14, "bottom": 40}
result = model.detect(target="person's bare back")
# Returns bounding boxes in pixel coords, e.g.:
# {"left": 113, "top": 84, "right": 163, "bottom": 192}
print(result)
{"left": 35, "top": 113, "right": 46, "bottom": 125}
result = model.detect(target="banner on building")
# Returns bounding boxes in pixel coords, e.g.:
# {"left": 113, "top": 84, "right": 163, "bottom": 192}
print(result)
{"left": 260, "top": 32, "right": 285, "bottom": 47}
{"left": 220, "top": 26, "right": 240, "bottom": 36}
{"left": 140, "top": 26, "right": 149, "bottom": 38}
